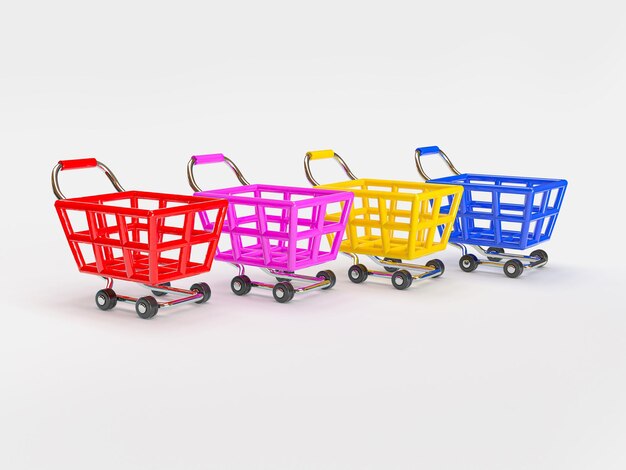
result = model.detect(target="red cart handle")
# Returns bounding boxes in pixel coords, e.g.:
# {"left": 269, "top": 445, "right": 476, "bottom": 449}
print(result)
{"left": 58, "top": 158, "right": 98, "bottom": 171}
{"left": 187, "top": 153, "right": 250, "bottom": 192}
{"left": 52, "top": 158, "right": 125, "bottom": 200}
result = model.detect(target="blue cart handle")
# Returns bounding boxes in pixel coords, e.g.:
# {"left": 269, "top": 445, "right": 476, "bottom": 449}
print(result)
{"left": 187, "top": 153, "right": 251, "bottom": 192}
{"left": 415, "top": 146, "right": 462, "bottom": 181}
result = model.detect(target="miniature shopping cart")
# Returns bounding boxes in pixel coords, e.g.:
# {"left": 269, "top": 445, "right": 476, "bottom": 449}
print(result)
{"left": 415, "top": 146, "right": 568, "bottom": 278}
{"left": 304, "top": 150, "right": 464, "bottom": 290}
{"left": 53, "top": 158, "right": 228, "bottom": 318}
{"left": 187, "top": 153, "right": 354, "bottom": 303}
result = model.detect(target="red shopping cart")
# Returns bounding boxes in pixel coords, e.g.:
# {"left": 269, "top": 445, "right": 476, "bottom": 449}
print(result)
{"left": 52, "top": 158, "right": 228, "bottom": 319}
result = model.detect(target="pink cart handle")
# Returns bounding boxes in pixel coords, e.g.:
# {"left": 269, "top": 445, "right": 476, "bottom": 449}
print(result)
{"left": 187, "top": 153, "right": 250, "bottom": 191}
{"left": 192, "top": 154, "right": 225, "bottom": 165}
{"left": 58, "top": 158, "right": 98, "bottom": 171}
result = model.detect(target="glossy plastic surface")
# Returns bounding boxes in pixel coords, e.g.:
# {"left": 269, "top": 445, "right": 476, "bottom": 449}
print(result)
{"left": 315, "top": 179, "right": 463, "bottom": 259}
{"left": 193, "top": 154, "right": 226, "bottom": 165}
{"left": 194, "top": 185, "right": 354, "bottom": 271}
{"left": 428, "top": 173, "right": 568, "bottom": 249}
{"left": 59, "top": 158, "right": 98, "bottom": 170}
{"left": 55, "top": 191, "right": 228, "bottom": 284}
{"left": 306, "top": 150, "right": 335, "bottom": 160}
{"left": 415, "top": 146, "right": 441, "bottom": 156}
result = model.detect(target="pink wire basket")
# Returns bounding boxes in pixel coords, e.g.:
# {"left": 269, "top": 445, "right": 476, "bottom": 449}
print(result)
{"left": 196, "top": 183, "right": 352, "bottom": 271}
{"left": 187, "top": 153, "right": 354, "bottom": 303}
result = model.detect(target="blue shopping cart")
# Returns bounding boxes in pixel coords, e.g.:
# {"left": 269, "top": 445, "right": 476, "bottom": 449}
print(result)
{"left": 415, "top": 146, "right": 567, "bottom": 278}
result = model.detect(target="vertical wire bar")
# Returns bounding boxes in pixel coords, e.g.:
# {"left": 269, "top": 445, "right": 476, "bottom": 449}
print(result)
{"left": 519, "top": 192, "right": 532, "bottom": 250}
{"left": 426, "top": 195, "right": 441, "bottom": 249}
{"left": 493, "top": 185, "right": 502, "bottom": 245}
{"left": 533, "top": 191, "right": 549, "bottom": 243}
{"left": 379, "top": 194, "right": 389, "bottom": 254}
{"left": 148, "top": 214, "right": 159, "bottom": 285}
{"left": 362, "top": 182, "right": 371, "bottom": 239}
{"left": 116, "top": 213, "right": 134, "bottom": 279}
{"left": 348, "top": 190, "right": 360, "bottom": 251}
{"left": 407, "top": 194, "right": 419, "bottom": 258}
{"left": 95, "top": 211, "right": 114, "bottom": 264}
{"left": 179, "top": 212, "right": 194, "bottom": 275}
{"left": 86, "top": 210, "right": 105, "bottom": 273}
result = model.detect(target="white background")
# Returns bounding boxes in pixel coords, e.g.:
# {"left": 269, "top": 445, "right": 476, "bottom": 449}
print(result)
{"left": 1, "top": 1, "right": 625, "bottom": 469}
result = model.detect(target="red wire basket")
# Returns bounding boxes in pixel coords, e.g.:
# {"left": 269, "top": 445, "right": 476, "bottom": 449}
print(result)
{"left": 55, "top": 190, "right": 227, "bottom": 285}
{"left": 52, "top": 158, "right": 228, "bottom": 319}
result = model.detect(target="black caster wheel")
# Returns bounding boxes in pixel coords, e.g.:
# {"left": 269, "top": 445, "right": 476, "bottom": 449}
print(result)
{"left": 95, "top": 288, "right": 117, "bottom": 311}
{"left": 459, "top": 254, "right": 479, "bottom": 273}
{"left": 316, "top": 270, "right": 336, "bottom": 290}
{"left": 151, "top": 282, "right": 171, "bottom": 297}
{"left": 530, "top": 249, "right": 548, "bottom": 265}
{"left": 391, "top": 269, "right": 413, "bottom": 290}
{"left": 383, "top": 258, "right": 402, "bottom": 272}
{"left": 231, "top": 275, "right": 252, "bottom": 296}
{"left": 273, "top": 282, "right": 295, "bottom": 303}
{"left": 503, "top": 259, "right": 524, "bottom": 278}
{"left": 486, "top": 247, "right": 505, "bottom": 262}
{"left": 190, "top": 282, "right": 211, "bottom": 304}
{"left": 426, "top": 259, "right": 445, "bottom": 277}
{"left": 348, "top": 264, "right": 369, "bottom": 284}
{"left": 135, "top": 296, "right": 159, "bottom": 319}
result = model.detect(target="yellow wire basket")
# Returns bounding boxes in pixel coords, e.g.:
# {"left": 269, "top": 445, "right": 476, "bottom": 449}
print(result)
{"left": 304, "top": 150, "right": 464, "bottom": 289}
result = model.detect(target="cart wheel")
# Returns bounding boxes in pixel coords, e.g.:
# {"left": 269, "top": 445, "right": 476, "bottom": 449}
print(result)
{"left": 190, "top": 282, "right": 211, "bottom": 304}
{"left": 95, "top": 288, "right": 117, "bottom": 311}
{"left": 503, "top": 259, "right": 524, "bottom": 278}
{"left": 530, "top": 249, "right": 548, "bottom": 265}
{"left": 348, "top": 264, "right": 368, "bottom": 284}
{"left": 316, "top": 270, "right": 336, "bottom": 290}
{"left": 391, "top": 269, "right": 413, "bottom": 290}
{"left": 426, "top": 259, "right": 445, "bottom": 277}
{"left": 459, "top": 254, "right": 479, "bottom": 273}
{"left": 273, "top": 282, "right": 295, "bottom": 303}
{"left": 383, "top": 258, "right": 402, "bottom": 272}
{"left": 486, "top": 247, "right": 505, "bottom": 262}
{"left": 151, "top": 282, "right": 171, "bottom": 297}
{"left": 135, "top": 296, "right": 159, "bottom": 319}
{"left": 231, "top": 275, "right": 252, "bottom": 296}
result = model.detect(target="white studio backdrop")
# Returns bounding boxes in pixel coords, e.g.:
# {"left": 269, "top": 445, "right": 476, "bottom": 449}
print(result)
{"left": 1, "top": 1, "right": 625, "bottom": 469}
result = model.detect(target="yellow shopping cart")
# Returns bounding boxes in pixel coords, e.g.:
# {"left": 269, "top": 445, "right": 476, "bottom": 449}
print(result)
{"left": 304, "top": 150, "right": 464, "bottom": 289}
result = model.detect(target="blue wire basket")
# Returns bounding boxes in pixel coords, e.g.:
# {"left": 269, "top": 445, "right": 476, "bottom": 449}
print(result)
{"left": 415, "top": 146, "right": 567, "bottom": 278}
{"left": 428, "top": 173, "right": 567, "bottom": 250}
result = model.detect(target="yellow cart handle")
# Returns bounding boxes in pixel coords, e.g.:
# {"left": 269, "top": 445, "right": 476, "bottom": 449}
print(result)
{"left": 304, "top": 149, "right": 358, "bottom": 186}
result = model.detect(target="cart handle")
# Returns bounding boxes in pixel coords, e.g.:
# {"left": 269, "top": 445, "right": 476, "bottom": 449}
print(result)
{"left": 187, "top": 153, "right": 250, "bottom": 192}
{"left": 52, "top": 158, "right": 125, "bottom": 200}
{"left": 414, "top": 146, "right": 462, "bottom": 181}
{"left": 304, "top": 150, "right": 358, "bottom": 186}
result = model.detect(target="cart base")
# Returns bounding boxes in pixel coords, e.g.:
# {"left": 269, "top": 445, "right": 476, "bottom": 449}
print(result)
{"left": 229, "top": 264, "right": 336, "bottom": 303}
{"left": 455, "top": 244, "right": 548, "bottom": 278}
{"left": 343, "top": 253, "right": 444, "bottom": 290}
{"left": 95, "top": 277, "right": 211, "bottom": 319}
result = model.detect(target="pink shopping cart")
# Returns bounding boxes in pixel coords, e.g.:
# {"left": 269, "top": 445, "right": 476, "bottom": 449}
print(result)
{"left": 187, "top": 153, "right": 354, "bottom": 303}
